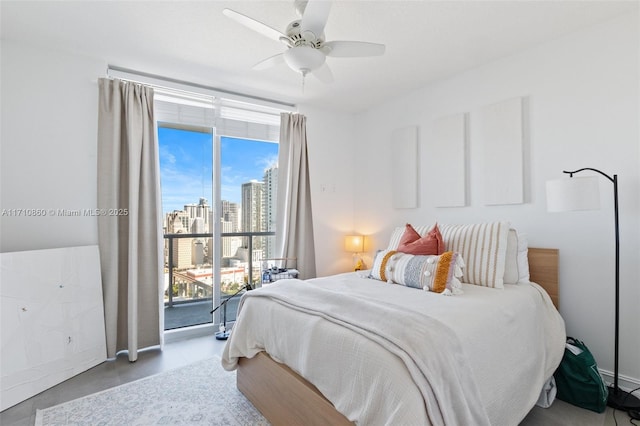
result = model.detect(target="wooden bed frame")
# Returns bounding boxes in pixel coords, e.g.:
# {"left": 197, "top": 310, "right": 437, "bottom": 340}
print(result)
{"left": 237, "top": 247, "right": 559, "bottom": 426}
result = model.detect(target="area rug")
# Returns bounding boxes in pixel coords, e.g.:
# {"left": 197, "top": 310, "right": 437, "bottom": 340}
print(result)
{"left": 34, "top": 357, "right": 269, "bottom": 426}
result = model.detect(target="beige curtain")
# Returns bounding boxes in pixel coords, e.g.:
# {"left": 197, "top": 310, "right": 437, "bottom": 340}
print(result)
{"left": 276, "top": 113, "right": 316, "bottom": 279}
{"left": 97, "top": 78, "right": 163, "bottom": 361}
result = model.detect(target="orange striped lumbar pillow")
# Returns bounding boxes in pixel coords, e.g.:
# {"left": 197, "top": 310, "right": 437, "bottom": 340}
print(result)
{"left": 369, "top": 249, "right": 464, "bottom": 295}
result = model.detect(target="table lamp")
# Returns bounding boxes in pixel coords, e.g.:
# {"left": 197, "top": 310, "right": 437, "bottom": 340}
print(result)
{"left": 345, "top": 235, "right": 365, "bottom": 271}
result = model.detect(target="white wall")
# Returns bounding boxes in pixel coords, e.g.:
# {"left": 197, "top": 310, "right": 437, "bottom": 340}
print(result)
{"left": 0, "top": 41, "right": 357, "bottom": 276}
{"left": 299, "top": 104, "right": 358, "bottom": 276}
{"left": 353, "top": 13, "right": 639, "bottom": 385}
{"left": 1, "top": 41, "right": 105, "bottom": 252}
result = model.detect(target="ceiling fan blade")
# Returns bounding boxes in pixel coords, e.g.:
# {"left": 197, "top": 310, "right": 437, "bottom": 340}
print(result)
{"left": 223, "top": 8, "right": 287, "bottom": 43}
{"left": 323, "top": 41, "right": 386, "bottom": 57}
{"left": 301, "top": 0, "right": 332, "bottom": 41}
{"left": 311, "top": 62, "right": 334, "bottom": 83}
{"left": 252, "top": 53, "right": 285, "bottom": 71}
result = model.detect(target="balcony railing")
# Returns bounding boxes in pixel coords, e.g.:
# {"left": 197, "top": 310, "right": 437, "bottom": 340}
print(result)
{"left": 163, "top": 231, "right": 275, "bottom": 330}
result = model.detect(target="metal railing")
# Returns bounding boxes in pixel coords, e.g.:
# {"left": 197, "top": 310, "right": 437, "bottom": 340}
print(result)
{"left": 164, "top": 231, "right": 275, "bottom": 308}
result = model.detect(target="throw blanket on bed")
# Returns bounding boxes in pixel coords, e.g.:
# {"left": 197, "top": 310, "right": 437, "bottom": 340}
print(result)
{"left": 224, "top": 279, "right": 490, "bottom": 426}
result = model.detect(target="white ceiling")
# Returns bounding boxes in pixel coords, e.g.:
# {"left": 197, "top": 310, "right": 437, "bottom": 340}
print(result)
{"left": 1, "top": 1, "right": 636, "bottom": 113}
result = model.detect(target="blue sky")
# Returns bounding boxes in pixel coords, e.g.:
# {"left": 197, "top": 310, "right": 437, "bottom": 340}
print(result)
{"left": 158, "top": 127, "right": 278, "bottom": 213}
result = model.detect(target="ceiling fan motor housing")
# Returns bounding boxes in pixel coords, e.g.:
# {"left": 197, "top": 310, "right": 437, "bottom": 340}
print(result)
{"left": 286, "top": 20, "right": 323, "bottom": 48}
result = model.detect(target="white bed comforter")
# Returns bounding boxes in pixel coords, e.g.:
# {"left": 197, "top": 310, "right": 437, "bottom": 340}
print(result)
{"left": 221, "top": 273, "right": 565, "bottom": 426}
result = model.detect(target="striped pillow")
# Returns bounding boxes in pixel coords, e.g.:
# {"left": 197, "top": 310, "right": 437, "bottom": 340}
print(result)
{"left": 369, "top": 249, "right": 464, "bottom": 295}
{"left": 439, "top": 222, "right": 510, "bottom": 288}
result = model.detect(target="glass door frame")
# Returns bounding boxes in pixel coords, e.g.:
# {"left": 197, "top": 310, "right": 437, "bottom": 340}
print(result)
{"left": 156, "top": 118, "right": 219, "bottom": 332}
{"left": 212, "top": 130, "right": 222, "bottom": 328}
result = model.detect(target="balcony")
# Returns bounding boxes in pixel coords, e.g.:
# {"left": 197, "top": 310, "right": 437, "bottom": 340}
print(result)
{"left": 163, "top": 231, "right": 275, "bottom": 330}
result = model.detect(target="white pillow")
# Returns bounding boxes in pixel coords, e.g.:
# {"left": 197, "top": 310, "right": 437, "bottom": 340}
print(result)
{"left": 440, "top": 221, "right": 510, "bottom": 289}
{"left": 504, "top": 229, "right": 530, "bottom": 284}
{"left": 516, "top": 232, "right": 530, "bottom": 283}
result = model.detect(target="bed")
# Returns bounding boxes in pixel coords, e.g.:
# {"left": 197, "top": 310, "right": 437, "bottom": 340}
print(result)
{"left": 221, "top": 222, "right": 565, "bottom": 425}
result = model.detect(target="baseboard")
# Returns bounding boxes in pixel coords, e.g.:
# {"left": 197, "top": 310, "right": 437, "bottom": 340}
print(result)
{"left": 600, "top": 369, "right": 640, "bottom": 394}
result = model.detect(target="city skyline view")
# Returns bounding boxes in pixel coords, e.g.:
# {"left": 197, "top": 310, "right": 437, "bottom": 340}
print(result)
{"left": 160, "top": 125, "right": 281, "bottom": 328}
{"left": 158, "top": 127, "right": 278, "bottom": 214}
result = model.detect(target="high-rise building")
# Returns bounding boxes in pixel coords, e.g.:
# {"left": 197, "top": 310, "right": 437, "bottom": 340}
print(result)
{"left": 242, "top": 179, "right": 265, "bottom": 262}
{"left": 165, "top": 202, "right": 206, "bottom": 270}
{"left": 166, "top": 211, "right": 189, "bottom": 233}
{"left": 184, "top": 197, "right": 211, "bottom": 232}
{"left": 263, "top": 166, "right": 278, "bottom": 259}
{"left": 165, "top": 212, "right": 190, "bottom": 269}
{"left": 221, "top": 200, "right": 240, "bottom": 232}
{"left": 241, "top": 180, "right": 264, "bottom": 234}
{"left": 172, "top": 238, "right": 193, "bottom": 269}
{"left": 220, "top": 219, "right": 238, "bottom": 258}
{"left": 220, "top": 200, "right": 242, "bottom": 262}
{"left": 192, "top": 217, "right": 205, "bottom": 234}
{"left": 191, "top": 240, "right": 204, "bottom": 266}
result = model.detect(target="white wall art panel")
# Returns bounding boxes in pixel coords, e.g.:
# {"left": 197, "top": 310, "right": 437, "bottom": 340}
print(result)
{"left": 0, "top": 245, "right": 106, "bottom": 410}
{"left": 479, "top": 97, "right": 525, "bottom": 205}
{"left": 391, "top": 126, "right": 418, "bottom": 209}
{"left": 430, "top": 113, "right": 468, "bottom": 207}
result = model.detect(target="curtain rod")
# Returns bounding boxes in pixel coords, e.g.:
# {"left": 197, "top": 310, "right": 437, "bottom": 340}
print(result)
{"left": 107, "top": 65, "right": 296, "bottom": 110}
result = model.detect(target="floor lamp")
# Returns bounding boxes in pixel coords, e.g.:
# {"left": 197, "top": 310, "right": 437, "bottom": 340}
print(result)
{"left": 546, "top": 168, "right": 640, "bottom": 411}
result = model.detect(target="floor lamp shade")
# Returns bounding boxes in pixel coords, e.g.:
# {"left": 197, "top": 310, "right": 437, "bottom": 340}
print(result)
{"left": 546, "top": 176, "right": 600, "bottom": 212}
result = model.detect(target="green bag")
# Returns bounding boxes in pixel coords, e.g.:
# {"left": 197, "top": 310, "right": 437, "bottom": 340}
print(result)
{"left": 554, "top": 337, "right": 608, "bottom": 413}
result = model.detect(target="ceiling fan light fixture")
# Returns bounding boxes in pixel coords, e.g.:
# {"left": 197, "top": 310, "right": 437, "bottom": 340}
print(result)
{"left": 284, "top": 45, "right": 325, "bottom": 73}
{"left": 223, "top": 1, "right": 386, "bottom": 84}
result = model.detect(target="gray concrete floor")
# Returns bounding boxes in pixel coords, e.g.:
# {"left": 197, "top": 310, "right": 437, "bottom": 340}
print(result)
{"left": 0, "top": 334, "right": 226, "bottom": 426}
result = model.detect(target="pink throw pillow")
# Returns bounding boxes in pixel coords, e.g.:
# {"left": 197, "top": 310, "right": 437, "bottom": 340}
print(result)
{"left": 397, "top": 223, "right": 421, "bottom": 246}
{"left": 397, "top": 223, "right": 444, "bottom": 255}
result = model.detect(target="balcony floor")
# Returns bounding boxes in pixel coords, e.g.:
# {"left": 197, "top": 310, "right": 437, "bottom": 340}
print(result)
{"left": 164, "top": 297, "right": 240, "bottom": 330}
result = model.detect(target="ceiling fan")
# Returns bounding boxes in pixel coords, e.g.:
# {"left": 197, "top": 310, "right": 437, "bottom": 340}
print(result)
{"left": 222, "top": 0, "right": 385, "bottom": 83}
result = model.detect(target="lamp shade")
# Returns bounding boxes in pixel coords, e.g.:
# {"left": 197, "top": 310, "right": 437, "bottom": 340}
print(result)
{"left": 546, "top": 176, "right": 600, "bottom": 212}
{"left": 344, "top": 235, "right": 364, "bottom": 253}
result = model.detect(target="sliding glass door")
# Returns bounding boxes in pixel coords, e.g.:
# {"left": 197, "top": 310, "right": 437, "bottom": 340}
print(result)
{"left": 155, "top": 91, "right": 281, "bottom": 331}
{"left": 159, "top": 124, "right": 215, "bottom": 330}
{"left": 213, "top": 136, "right": 278, "bottom": 329}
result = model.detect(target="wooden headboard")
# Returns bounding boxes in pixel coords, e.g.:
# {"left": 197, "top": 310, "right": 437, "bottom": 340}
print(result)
{"left": 527, "top": 247, "right": 559, "bottom": 309}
